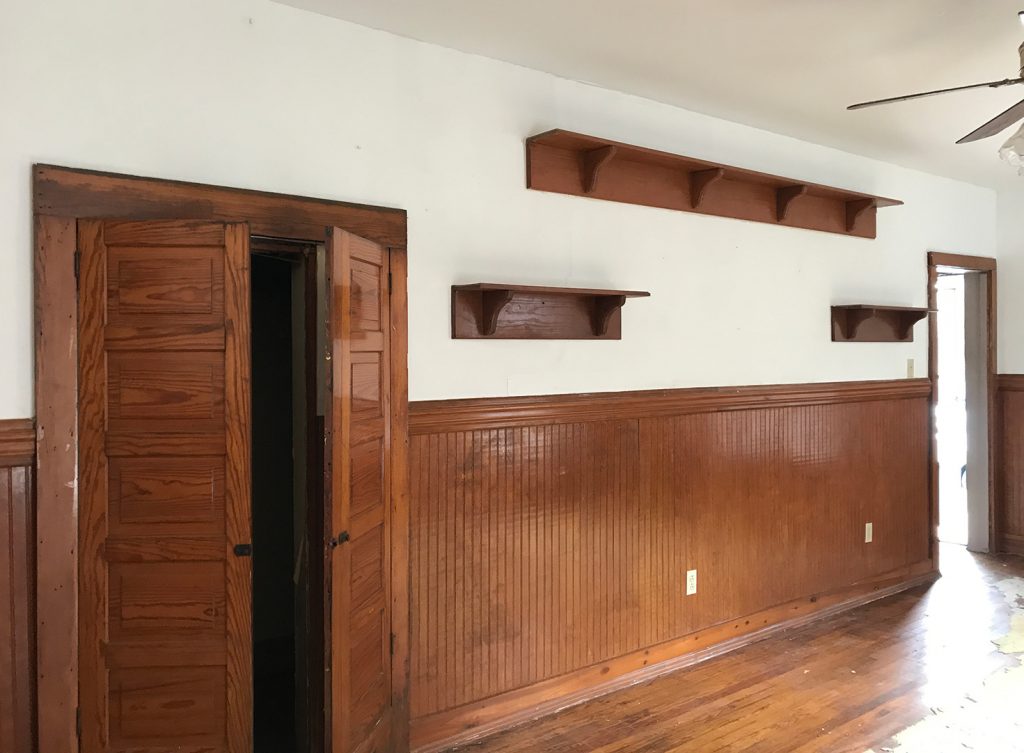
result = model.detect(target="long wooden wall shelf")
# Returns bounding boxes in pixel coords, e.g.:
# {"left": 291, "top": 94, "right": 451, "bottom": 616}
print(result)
{"left": 526, "top": 130, "right": 903, "bottom": 239}
{"left": 831, "top": 305, "right": 929, "bottom": 342}
{"left": 452, "top": 283, "right": 649, "bottom": 339}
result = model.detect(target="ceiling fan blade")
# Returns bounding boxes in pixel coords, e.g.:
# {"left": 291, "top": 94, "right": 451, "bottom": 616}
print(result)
{"left": 847, "top": 78, "right": 1024, "bottom": 110}
{"left": 956, "top": 97, "right": 1024, "bottom": 143}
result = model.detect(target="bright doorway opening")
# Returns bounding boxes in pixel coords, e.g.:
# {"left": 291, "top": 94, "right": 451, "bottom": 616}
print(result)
{"left": 935, "top": 273, "right": 968, "bottom": 545}
{"left": 929, "top": 254, "right": 996, "bottom": 555}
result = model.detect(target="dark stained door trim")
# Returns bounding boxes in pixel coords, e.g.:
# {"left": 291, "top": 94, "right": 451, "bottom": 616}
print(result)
{"left": 33, "top": 165, "right": 410, "bottom": 753}
{"left": 926, "top": 251, "right": 998, "bottom": 558}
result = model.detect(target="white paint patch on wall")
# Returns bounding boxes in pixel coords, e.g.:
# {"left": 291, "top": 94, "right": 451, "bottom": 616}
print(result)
{"left": 0, "top": 0, "right": 999, "bottom": 417}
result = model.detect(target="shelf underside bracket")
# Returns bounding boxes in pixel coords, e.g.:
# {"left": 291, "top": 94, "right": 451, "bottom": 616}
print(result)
{"left": 776, "top": 184, "right": 809, "bottom": 222}
{"left": 590, "top": 294, "right": 627, "bottom": 337}
{"left": 478, "top": 289, "right": 514, "bottom": 336}
{"left": 688, "top": 168, "right": 725, "bottom": 209}
{"left": 838, "top": 308, "right": 874, "bottom": 340}
{"left": 845, "top": 199, "right": 876, "bottom": 233}
{"left": 580, "top": 146, "right": 618, "bottom": 194}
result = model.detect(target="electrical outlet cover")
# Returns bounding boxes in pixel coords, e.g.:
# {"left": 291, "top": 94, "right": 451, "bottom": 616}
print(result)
{"left": 686, "top": 569, "right": 697, "bottom": 596}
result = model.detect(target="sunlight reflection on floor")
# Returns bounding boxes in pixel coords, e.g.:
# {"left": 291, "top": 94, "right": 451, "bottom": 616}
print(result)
{"left": 865, "top": 571, "right": 1024, "bottom": 753}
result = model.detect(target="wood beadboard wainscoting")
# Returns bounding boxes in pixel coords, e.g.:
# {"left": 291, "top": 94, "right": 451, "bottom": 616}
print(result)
{"left": 0, "top": 418, "right": 35, "bottom": 753}
{"left": 407, "top": 379, "right": 935, "bottom": 751}
{"left": 998, "top": 375, "right": 1024, "bottom": 555}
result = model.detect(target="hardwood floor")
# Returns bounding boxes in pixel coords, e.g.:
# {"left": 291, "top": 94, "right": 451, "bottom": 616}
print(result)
{"left": 445, "top": 545, "right": 1024, "bottom": 753}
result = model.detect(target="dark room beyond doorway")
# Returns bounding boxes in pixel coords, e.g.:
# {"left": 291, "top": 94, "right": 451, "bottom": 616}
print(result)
{"left": 251, "top": 243, "right": 326, "bottom": 753}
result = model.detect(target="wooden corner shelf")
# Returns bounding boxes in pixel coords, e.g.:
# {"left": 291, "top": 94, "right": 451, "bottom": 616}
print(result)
{"left": 452, "top": 283, "right": 650, "bottom": 340}
{"left": 526, "top": 130, "right": 903, "bottom": 239}
{"left": 830, "top": 305, "right": 929, "bottom": 342}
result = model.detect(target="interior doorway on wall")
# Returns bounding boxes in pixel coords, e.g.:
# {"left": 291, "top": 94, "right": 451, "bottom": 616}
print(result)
{"left": 935, "top": 272, "right": 969, "bottom": 546}
{"left": 251, "top": 239, "right": 327, "bottom": 753}
{"left": 928, "top": 253, "right": 996, "bottom": 556}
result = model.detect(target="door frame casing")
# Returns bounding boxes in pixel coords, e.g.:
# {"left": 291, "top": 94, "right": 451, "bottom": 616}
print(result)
{"left": 32, "top": 165, "right": 411, "bottom": 753}
{"left": 926, "top": 251, "right": 998, "bottom": 557}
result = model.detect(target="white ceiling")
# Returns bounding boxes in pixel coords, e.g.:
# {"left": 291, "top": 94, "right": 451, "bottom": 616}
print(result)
{"left": 279, "top": 0, "right": 1024, "bottom": 190}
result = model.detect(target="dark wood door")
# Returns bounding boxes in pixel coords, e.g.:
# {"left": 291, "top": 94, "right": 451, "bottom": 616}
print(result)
{"left": 78, "top": 220, "right": 252, "bottom": 753}
{"left": 327, "top": 228, "right": 392, "bottom": 753}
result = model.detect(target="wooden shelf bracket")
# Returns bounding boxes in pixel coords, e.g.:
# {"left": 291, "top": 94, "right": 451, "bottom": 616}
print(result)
{"left": 688, "top": 168, "right": 725, "bottom": 209}
{"left": 452, "top": 284, "right": 649, "bottom": 339}
{"left": 776, "top": 184, "right": 809, "bottom": 222}
{"left": 845, "top": 199, "right": 876, "bottom": 233}
{"left": 590, "top": 294, "right": 628, "bottom": 337}
{"left": 836, "top": 308, "right": 873, "bottom": 341}
{"left": 477, "top": 289, "right": 515, "bottom": 336}
{"left": 831, "top": 305, "right": 929, "bottom": 342}
{"left": 527, "top": 130, "right": 903, "bottom": 238}
{"left": 580, "top": 146, "right": 618, "bottom": 194}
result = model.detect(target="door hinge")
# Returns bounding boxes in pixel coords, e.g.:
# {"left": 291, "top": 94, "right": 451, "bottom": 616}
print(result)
{"left": 73, "top": 250, "right": 81, "bottom": 287}
{"left": 75, "top": 706, "right": 81, "bottom": 739}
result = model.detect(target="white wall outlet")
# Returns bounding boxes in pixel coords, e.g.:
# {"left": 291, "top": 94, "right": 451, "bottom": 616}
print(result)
{"left": 906, "top": 358, "right": 915, "bottom": 378}
{"left": 865, "top": 522, "right": 873, "bottom": 543}
{"left": 686, "top": 569, "right": 698, "bottom": 596}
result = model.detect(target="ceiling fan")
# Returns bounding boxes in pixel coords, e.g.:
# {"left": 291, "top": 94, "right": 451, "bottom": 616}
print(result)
{"left": 848, "top": 12, "right": 1024, "bottom": 145}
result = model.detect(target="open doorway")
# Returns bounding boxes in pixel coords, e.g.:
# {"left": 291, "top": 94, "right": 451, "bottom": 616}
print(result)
{"left": 251, "top": 239, "right": 327, "bottom": 753}
{"left": 928, "top": 252, "right": 996, "bottom": 556}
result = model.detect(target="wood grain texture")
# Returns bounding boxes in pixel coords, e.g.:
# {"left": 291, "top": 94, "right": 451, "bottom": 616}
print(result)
{"left": 329, "top": 228, "right": 393, "bottom": 753}
{"left": 407, "top": 380, "right": 932, "bottom": 750}
{"left": 35, "top": 165, "right": 406, "bottom": 248}
{"left": 450, "top": 285, "right": 649, "bottom": 340}
{"left": 830, "top": 305, "right": 929, "bottom": 343}
{"left": 997, "top": 374, "right": 1024, "bottom": 555}
{"left": 223, "top": 224, "right": 253, "bottom": 753}
{"left": 525, "top": 130, "right": 902, "bottom": 239}
{"left": 34, "top": 214, "right": 79, "bottom": 753}
{"left": 0, "top": 461, "right": 35, "bottom": 753}
{"left": 0, "top": 420, "right": 35, "bottom": 468}
{"left": 34, "top": 167, "right": 411, "bottom": 753}
{"left": 389, "top": 247, "right": 412, "bottom": 752}
{"left": 78, "top": 220, "right": 251, "bottom": 753}
{"left": 410, "top": 379, "right": 930, "bottom": 434}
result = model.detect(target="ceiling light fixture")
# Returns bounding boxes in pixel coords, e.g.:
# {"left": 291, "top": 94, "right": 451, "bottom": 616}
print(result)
{"left": 999, "top": 122, "right": 1024, "bottom": 173}
{"left": 1019, "top": 9, "right": 1024, "bottom": 25}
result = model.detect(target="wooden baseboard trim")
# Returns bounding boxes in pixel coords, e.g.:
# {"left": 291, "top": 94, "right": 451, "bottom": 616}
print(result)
{"left": 0, "top": 418, "right": 35, "bottom": 467}
{"left": 410, "top": 561, "right": 937, "bottom": 752}
{"left": 999, "top": 533, "right": 1024, "bottom": 556}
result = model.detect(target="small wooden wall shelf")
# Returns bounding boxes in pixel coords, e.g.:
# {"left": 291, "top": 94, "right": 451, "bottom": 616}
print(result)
{"left": 526, "top": 130, "right": 903, "bottom": 239}
{"left": 831, "top": 305, "right": 929, "bottom": 342}
{"left": 452, "top": 283, "right": 649, "bottom": 340}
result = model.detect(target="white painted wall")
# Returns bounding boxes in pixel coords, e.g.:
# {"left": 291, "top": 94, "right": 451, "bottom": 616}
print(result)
{"left": 0, "top": 0, "right": 999, "bottom": 418}
{"left": 998, "top": 188, "right": 1024, "bottom": 373}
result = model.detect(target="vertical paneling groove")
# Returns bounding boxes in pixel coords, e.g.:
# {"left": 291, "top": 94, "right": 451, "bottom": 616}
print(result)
{"left": 997, "top": 376, "right": 1024, "bottom": 554}
{"left": 1, "top": 465, "right": 35, "bottom": 753}
{"left": 408, "top": 382, "right": 933, "bottom": 748}
{"left": 0, "top": 420, "right": 36, "bottom": 753}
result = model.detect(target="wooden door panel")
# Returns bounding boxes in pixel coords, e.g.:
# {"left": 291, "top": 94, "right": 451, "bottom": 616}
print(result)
{"left": 107, "top": 249, "right": 223, "bottom": 320}
{"left": 108, "top": 562, "right": 226, "bottom": 637}
{"left": 328, "top": 228, "right": 392, "bottom": 753}
{"left": 108, "top": 457, "right": 226, "bottom": 533}
{"left": 107, "top": 353, "right": 225, "bottom": 424}
{"left": 108, "top": 666, "right": 226, "bottom": 745}
{"left": 78, "top": 219, "right": 251, "bottom": 753}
